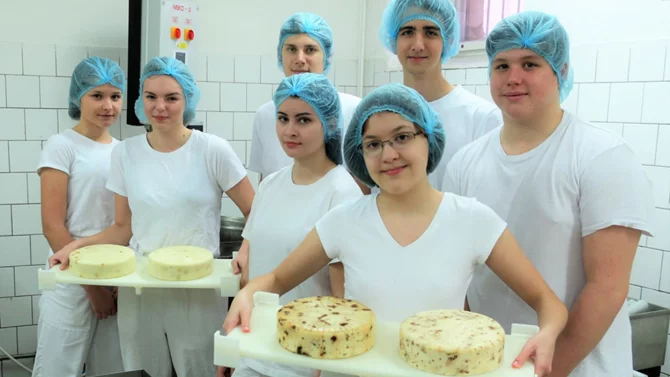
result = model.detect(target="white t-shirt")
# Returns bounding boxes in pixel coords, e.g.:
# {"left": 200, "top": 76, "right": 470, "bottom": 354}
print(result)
{"left": 248, "top": 92, "right": 362, "bottom": 177}
{"left": 444, "top": 111, "right": 655, "bottom": 377}
{"left": 240, "top": 164, "right": 363, "bottom": 377}
{"left": 427, "top": 86, "right": 502, "bottom": 190}
{"left": 37, "top": 129, "right": 119, "bottom": 319}
{"left": 106, "top": 130, "right": 247, "bottom": 256}
{"left": 38, "top": 129, "right": 119, "bottom": 241}
{"left": 315, "top": 193, "right": 506, "bottom": 322}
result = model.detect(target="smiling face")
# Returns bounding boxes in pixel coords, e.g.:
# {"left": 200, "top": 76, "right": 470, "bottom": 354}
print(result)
{"left": 79, "top": 84, "right": 123, "bottom": 129}
{"left": 276, "top": 97, "right": 326, "bottom": 162}
{"left": 395, "top": 19, "right": 444, "bottom": 77}
{"left": 142, "top": 75, "right": 186, "bottom": 131}
{"left": 489, "top": 48, "right": 562, "bottom": 122}
{"left": 281, "top": 34, "right": 325, "bottom": 77}
{"left": 362, "top": 112, "right": 429, "bottom": 195}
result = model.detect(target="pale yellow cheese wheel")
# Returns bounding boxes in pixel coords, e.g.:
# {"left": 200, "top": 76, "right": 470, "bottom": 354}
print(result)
{"left": 69, "top": 244, "right": 135, "bottom": 279}
{"left": 399, "top": 310, "right": 505, "bottom": 376}
{"left": 147, "top": 245, "right": 214, "bottom": 281}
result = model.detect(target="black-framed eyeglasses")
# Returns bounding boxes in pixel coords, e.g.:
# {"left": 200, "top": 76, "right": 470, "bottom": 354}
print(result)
{"left": 359, "top": 131, "right": 424, "bottom": 157}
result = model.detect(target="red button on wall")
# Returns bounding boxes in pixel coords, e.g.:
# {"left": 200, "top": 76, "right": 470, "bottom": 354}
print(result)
{"left": 185, "top": 29, "right": 195, "bottom": 41}
{"left": 171, "top": 27, "right": 181, "bottom": 39}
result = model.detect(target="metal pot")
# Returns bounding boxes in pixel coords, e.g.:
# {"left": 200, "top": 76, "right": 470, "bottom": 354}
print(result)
{"left": 630, "top": 301, "right": 670, "bottom": 371}
{"left": 220, "top": 216, "right": 245, "bottom": 242}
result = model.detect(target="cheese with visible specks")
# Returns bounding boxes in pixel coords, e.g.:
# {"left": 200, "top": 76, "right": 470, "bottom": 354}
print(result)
{"left": 399, "top": 310, "right": 505, "bottom": 376}
{"left": 69, "top": 245, "right": 135, "bottom": 279}
{"left": 147, "top": 246, "right": 213, "bottom": 281}
{"left": 277, "top": 296, "right": 375, "bottom": 359}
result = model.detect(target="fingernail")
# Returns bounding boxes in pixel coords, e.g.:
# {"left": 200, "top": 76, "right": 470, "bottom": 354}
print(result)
{"left": 512, "top": 360, "right": 520, "bottom": 368}
{"left": 243, "top": 326, "right": 250, "bottom": 333}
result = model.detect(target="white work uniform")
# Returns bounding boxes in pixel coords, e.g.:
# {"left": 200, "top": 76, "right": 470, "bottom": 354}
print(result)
{"left": 248, "top": 93, "right": 361, "bottom": 177}
{"left": 426, "top": 86, "right": 502, "bottom": 190}
{"left": 235, "top": 165, "right": 363, "bottom": 377}
{"left": 107, "top": 130, "right": 247, "bottom": 377}
{"left": 316, "top": 193, "right": 506, "bottom": 322}
{"left": 444, "top": 112, "right": 655, "bottom": 377}
{"left": 33, "top": 129, "right": 123, "bottom": 377}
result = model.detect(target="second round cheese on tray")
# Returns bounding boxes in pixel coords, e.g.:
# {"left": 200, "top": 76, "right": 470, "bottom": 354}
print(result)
{"left": 69, "top": 244, "right": 136, "bottom": 279}
{"left": 400, "top": 310, "right": 505, "bottom": 376}
{"left": 277, "top": 296, "right": 376, "bottom": 359}
{"left": 147, "top": 246, "right": 214, "bottom": 281}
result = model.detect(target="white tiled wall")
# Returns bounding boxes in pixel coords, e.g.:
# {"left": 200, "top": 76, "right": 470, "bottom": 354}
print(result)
{"left": 602, "top": 45, "right": 670, "bottom": 361}
{"left": 0, "top": 43, "right": 361, "bottom": 372}
{"left": 575, "top": 41, "right": 670, "bottom": 376}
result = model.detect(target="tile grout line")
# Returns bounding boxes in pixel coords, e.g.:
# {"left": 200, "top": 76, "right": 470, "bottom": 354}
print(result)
{"left": 656, "top": 121, "right": 662, "bottom": 166}
{"left": 3, "top": 74, "right": 7, "bottom": 108}
{"left": 662, "top": 47, "right": 668, "bottom": 81}
{"left": 604, "top": 81, "right": 612, "bottom": 123}
{"left": 660, "top": 251, "right": 665, "bottom": 291}
{"left": 626, "top": 47, "right": 632, "bottom": 82}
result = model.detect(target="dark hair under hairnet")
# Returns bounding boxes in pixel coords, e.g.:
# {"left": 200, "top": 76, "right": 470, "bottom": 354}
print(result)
{"left": 344, "top": 83, "right": 445, "bottom": 188}
{"left": 274, "top": 73, "right": 343, "bottom": 165}
{"left": 380, "top": 0, "right": 461, "bottom": 63}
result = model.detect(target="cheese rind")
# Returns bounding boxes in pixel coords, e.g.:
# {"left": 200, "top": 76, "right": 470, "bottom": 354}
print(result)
{"left": 399, "top": 310, "right": 505, "bottom": 376}
{"left": 147, "top": 246, "right": 214, "bottom": 281}
{"left": 69, "top": 245, "right": 135, "bottom": 279}
{"left": 277, "top": 296, "right": 376, "bottom": 359}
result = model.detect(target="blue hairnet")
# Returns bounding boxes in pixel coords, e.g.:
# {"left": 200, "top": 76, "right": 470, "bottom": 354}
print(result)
{"left": 68, "top": 57, "right": 126, "bottom": 120}
{"left": 344, "top": 83, "right": 445, "bottom": 188}
{"left": 277, "top": 12, "right": 334, "bottom": 73}
{"left": 134, "top": 56, "right": 201, "bottom": 125}
{"left": 274, "top": 73, "right": 343, "bottom": 165}
{"left": 486, "top": 11, "right": 574, "bottom": 102}
{"left": 380, "top": 0, "right": 460, "bottom": 63}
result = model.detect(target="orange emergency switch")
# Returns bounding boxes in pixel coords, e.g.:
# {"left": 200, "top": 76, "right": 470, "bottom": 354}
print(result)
{"left": 170, "top": 27, "right": 181, "bottom": 40}
{"left": 184, "top": 28, "right": 195, "bottom": 41}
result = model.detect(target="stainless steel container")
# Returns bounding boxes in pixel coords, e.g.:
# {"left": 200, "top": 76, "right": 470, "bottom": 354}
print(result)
{"left": 219, "top": 216, "right": 245, "bottom": 259}
{"left": 220, "top": 216, "right": 245, "bottom": 242}
{"left": 631, "top": 302, "right": 670, "bottom": 370}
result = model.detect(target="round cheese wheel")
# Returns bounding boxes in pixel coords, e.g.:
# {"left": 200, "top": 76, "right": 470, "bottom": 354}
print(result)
{"left": 399, "top": 310, "right": 505, "bottom": 376}
{"left": 147, "top": 246, "right": 214, "bottom": 281}
{"left": 69, "top": 244, "right": 135, "bottom": 279}
{"left": 277, "top": 296, "right": 376, "bottom": 359}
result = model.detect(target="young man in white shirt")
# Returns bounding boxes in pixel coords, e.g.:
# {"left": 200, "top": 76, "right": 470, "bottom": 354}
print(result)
{"left": 248, "top": 12, "right": 363, "bottom": 189}
{"left": 380, "top": 0, "right": 503, "bottom": 189}
{"left": 444, "top": 11, "right": 655, "bottom": 377}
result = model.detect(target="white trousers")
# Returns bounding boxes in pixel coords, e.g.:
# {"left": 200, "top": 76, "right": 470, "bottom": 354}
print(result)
{"left": 117, "top": 287, "right": 228, "bottom": 377}
{"left": 232, "top": 364, "right": 353, "bottom": 377}
{"left": 32, "top": 284, "right": 123, "bottom": 377}
{"left": 232, "top": 364, "right": 271, "bottom": 377}
{"left": 234, "top": 357, "right": 319, "bottom": 377}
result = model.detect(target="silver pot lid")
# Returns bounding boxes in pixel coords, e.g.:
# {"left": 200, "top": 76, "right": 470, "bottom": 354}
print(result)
{"left": 221, "top": 216, "right": 245, "bottom": 228}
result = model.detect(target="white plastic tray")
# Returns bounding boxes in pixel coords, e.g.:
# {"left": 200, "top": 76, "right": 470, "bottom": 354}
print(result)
{"left": 214, "top": 292, "right": 539, "bottom": 377}
{"left": 38, "top": 254, "right": 240, "bottom": 296}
